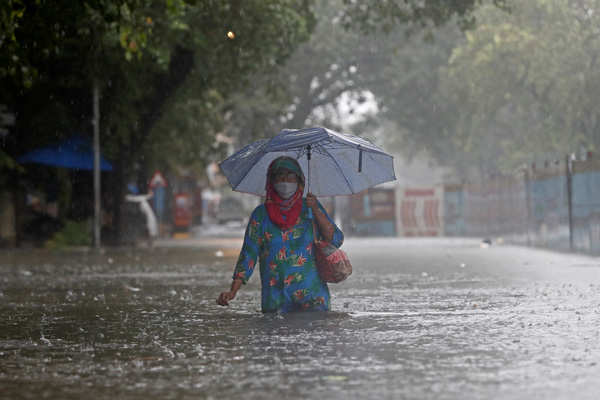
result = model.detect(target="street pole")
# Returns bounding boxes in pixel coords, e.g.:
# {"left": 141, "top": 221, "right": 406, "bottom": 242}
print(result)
{"left": 566, "top": 154, "right": 574, "bottom": 251}
{"left": 523, "top": 167, "right": 531, "bottom": 247}
{"left": 93, "top": 81, "right": 101, "bottom": 249}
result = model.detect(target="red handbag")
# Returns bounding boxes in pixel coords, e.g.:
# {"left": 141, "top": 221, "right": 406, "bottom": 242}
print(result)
{"left": 312, "top": 219, "right": 352, "bottom": 283}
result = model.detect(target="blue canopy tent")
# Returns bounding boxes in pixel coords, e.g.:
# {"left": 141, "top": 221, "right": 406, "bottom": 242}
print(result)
{"left": 17, "top": 136, "right": 113, "bottom": 171}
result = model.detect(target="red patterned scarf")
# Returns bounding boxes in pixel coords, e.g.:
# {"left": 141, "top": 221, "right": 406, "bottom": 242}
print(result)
{"left": 265, "top": 182, "right": 303, "bottom": 230}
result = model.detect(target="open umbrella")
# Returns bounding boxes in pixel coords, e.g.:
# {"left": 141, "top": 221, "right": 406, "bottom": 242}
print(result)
{"left": 219, "top": 127, "right": 395, "bottom": 196}
{"left": 17, "top": 135, "right": 113, "bottom": 171}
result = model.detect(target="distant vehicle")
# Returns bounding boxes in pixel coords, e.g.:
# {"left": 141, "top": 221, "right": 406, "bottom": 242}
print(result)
{"left": 216, "top": 197, "right": 247, "bottom": 225}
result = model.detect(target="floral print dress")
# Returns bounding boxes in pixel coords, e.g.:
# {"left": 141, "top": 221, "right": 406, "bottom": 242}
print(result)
{"left": 232, "top": 199, "right": 344, "bottom": 313}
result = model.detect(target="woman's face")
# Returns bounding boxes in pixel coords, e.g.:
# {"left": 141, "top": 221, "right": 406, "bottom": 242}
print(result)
{"left": 272, "top": 169, "right": 298, "bottom": 184}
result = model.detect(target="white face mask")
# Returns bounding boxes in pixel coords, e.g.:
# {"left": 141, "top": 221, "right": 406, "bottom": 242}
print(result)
{"left": 273, "top": 182, "right": 298, "bottom": 199}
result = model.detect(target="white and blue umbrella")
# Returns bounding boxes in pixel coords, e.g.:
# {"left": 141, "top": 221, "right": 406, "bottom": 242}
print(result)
{"left": 219, "top": 127, "right": 396, "bottom": 196}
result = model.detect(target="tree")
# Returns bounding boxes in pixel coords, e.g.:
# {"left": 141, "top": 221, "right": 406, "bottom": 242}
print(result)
{"left": 144, "top": 0, "right": 317, "bottom": 174}
{"left": 359, "top": 0, "right": 600, "bottom": 178}
{"left": 1, "top": 0, "right": 512, "bottom": 244}
{"left": 224, "top": 0, "right": 384, "bottom": 143}
{"left": 438, "top": 0, "right": 600, "bottom": 173}
{"left": 222, "top": 0, "right": 505, "bottom": 148}
{"left": 365, "top": 24, "right": 465, "bottom": 169}
{"left": 1, "top": 0, "right": 317, "bottom": 243}
{"left": 339, "top": 0, "right": 509, "bottom": 33}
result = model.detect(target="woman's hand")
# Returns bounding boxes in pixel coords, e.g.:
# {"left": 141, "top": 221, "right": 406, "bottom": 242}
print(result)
{"left": 216, "top": 278, "right": 242, "bottom": 306}
{"left": 217, "top": 291, "right": 236, "bottom": 306}
{"left": 306, "top": 192, "right": 318, "bottom": 211}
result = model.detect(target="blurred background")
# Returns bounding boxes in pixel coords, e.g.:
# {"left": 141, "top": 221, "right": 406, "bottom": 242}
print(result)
{"left": 2, "top": 0, "right": 600, "bottom": 254}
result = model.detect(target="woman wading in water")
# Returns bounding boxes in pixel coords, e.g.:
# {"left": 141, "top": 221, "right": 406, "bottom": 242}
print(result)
{"left": 216, "top": 156, "right": 344, "bottom": 312}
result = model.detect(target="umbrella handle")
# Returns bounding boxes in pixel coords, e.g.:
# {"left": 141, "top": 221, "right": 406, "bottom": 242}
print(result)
{"left": 307, "top": 144, "right": 312, "bottom": 219}
{"left": 306, "top": 144, "right": 311, "bottom": 193}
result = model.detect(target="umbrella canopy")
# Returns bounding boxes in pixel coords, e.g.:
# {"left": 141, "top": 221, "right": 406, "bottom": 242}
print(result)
{"left": 17, "top": 135, "right": 113, "bottom": 171}
{"left": 219, "top": 127, "right": 395, "bottom": 196}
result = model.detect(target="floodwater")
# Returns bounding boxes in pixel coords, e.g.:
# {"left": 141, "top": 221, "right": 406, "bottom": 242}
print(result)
{"left": 1, "top": 238, "right": 599, "bottom": 399}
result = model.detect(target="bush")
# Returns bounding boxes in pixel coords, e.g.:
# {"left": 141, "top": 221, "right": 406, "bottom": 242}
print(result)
{"left": 45, "top": 220, "right": 92, "bottom": 249}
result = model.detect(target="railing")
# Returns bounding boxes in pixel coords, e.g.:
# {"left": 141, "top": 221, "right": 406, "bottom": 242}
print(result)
{"left": 444, "top": 156, "right": 600, "bottom": 255}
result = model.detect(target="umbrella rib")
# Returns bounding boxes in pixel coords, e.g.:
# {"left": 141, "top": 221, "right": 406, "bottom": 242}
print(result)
{"left": 320, "top": 145, "right": 356, "bottom": 193}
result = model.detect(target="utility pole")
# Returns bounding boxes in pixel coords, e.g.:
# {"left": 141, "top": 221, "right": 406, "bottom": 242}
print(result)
{"left": 523, "top": 167, "right": 531, "bottom": 247}
{"left": 566, "top": 154, "right": 574, "bottom": 251}
{"left": 93, "top": 81, "right": 101, "bottom": 248}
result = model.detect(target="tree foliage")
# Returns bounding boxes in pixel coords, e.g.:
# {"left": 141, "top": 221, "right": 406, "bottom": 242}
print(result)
{"left": 339, "top": 0, "right": 509, "bottom": 33}
{"left": 1, "top": 0, "right": 316, "bottom": 170}
{"left": 344, "top": 0, "right": 600, "bottom": 177}
{"left": 435, "top": 0, "right": 600, "bottom": 173}
{"left": 1, "top": 0, "right": 520, "bottom": 242}
{"left": 1, "top": 0, "right": 505, "bottom": 175}
{"left": 144, "top": 0, "right": 317, "bottom": 173}
{"left": 1, "top": 0, "right": 317, "bottom": 241}
{"left": 221, "top": 0, "right": 511, "bottom": 172}
{"left": 223, "top": 0, "right": 493, "bottom": 146}
{"left": 225, "top": 0, "right": 379, "bottom": 143}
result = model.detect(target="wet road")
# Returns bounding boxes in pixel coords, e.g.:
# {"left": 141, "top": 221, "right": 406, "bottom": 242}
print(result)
{"left": 1, "top": 238, "right": 599, "bottom": 399}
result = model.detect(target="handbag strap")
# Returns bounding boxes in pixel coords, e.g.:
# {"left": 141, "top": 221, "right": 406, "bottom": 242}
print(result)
{"left": 311, "top": 212, "right": 319, "bottom": 244}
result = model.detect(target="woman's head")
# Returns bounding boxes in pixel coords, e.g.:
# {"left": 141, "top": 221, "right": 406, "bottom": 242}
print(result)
{"left": 268, "top": 157, "right": 305, "bottom": 185}
{"left": 267, "top": 157, "right": 304, "bottom": 199}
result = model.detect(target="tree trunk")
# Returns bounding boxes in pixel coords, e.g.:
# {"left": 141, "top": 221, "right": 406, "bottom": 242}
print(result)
{"left": 136, "top": 46, "right": 195, "bottom": 150}
{"left": 93, "top": 81, "right": 101, "bottom": 248}
{"left": 11, "top": 172, "right": 23, "bottom": 247}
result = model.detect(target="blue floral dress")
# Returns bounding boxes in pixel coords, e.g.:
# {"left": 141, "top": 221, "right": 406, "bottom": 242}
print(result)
{"left": 232, "top": 199, "right": 344, "bottom": 313}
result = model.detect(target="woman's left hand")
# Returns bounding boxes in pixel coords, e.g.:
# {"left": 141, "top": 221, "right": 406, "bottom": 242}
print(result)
{"left": 306, "top": 192, "right": 318, "bottom": 211}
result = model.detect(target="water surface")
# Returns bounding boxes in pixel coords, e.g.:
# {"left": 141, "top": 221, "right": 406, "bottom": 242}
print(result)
{"left": 1, "top": 239, "right": 599, "bottom": 399}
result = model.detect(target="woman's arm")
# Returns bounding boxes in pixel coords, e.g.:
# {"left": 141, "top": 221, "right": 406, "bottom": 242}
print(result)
{"left": 306, "top": 193, "right": 342, "bottom": 244}
{"left": 313, "top": 203, "right": 334, "bottom": 242}
{"left": 216, "top": 207, "right": 262, "bottom": 306}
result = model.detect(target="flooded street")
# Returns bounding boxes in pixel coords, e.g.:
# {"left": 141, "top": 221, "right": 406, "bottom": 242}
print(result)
{"left": 1, "top": 238, "right": 599, "bottom": 399}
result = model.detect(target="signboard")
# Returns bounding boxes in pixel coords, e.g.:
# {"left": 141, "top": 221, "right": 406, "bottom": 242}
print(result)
{"left": 397, "top": 187, "right": 443, "bottom": 237}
